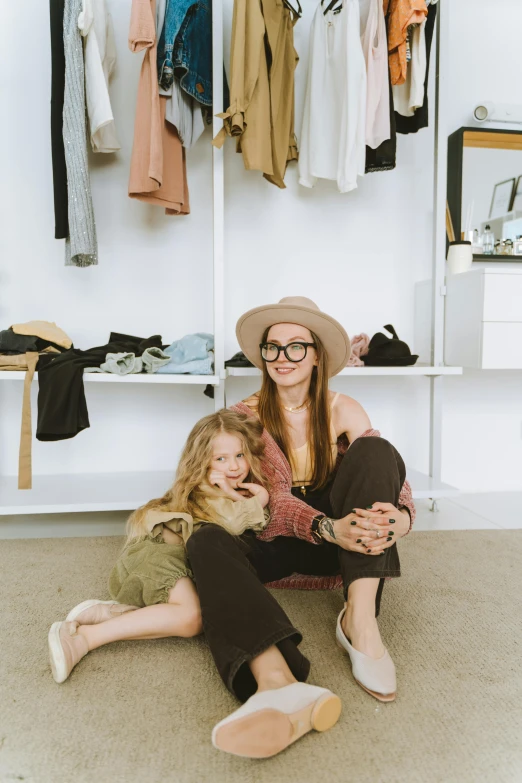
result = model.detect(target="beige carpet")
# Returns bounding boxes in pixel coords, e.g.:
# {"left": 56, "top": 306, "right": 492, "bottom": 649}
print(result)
{"left": 1, "top": 530, "right": 521, "bottom": 783}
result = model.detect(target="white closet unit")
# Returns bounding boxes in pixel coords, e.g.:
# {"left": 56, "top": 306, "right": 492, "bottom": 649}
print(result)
{"left": 0, "top": 0, "right": 461, "bottom": 517}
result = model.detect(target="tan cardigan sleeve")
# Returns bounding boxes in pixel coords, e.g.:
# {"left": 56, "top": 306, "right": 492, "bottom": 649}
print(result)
{"left": 213, "top": 0, "right": 265, "bottom": 145}
{"left": 206, "top": 495, "right": 268, "bottom": 534}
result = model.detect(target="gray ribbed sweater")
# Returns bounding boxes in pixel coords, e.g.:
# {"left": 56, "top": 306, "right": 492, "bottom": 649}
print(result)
{"left": 63, "top": 0, "right": 98, "bottom": 266}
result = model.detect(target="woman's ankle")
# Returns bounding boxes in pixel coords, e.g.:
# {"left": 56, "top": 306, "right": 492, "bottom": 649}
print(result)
{"left": 255, "top": 669, "right": 297, "bottom": 693}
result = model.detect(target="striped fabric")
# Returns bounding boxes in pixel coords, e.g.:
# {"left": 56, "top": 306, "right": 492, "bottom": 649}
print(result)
{"left": 231, "top": 401, "right": 415, "bottom": 591}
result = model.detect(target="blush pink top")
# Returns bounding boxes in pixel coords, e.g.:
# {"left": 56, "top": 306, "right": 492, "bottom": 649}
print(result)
{"left": 128, "top": 0, "right": 189, "bottom": 214}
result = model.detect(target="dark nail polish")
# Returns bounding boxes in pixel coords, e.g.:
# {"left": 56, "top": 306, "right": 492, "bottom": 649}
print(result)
{"left": 389, "top": 519, "right": 395, "bottom": 524}
{"left": 388, "top": 531, "right": 394, "bottom": 535}
{"left": 350, "top": 521, "right": 356, "bottom": 525}
{"left": 367, "top": 549, "right": 371, "bottom": 553}
{"left": 356, "top": 539, "right": 362, "bottom": 543}
{"left": 351, "top": 509, "right": 357, "bottom": 514}
{"left": 366, "top": 505, "right": 373, "bottom": 509}
{"left": 387, "top": 536, "right": 392, "bottom": 541}
{"left": 380, "top": 551, "right": 385, "bottom": 555}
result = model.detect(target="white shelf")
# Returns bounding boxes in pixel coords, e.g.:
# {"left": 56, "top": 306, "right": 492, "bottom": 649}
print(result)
{"left": 0, "top": 371, "right": 220, "bottom": 385}
{"left": 0, "top": 467, "right": 457, "bottom": 515}
{"left": 0, "top": 472, "right": 174, "bottom": 515}
{"left": 406, "top": 468, "right": 459, "bottom": 499}
{"left": 226, "top": 364, "right": 463, "bottom": 377}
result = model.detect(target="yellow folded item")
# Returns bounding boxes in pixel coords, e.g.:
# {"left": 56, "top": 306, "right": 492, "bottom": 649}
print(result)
{"left": 0, "top": 352, "right": 39, "bottom": 489}
{"left": 11, "top": 320, "right": 72, "bottom": 350}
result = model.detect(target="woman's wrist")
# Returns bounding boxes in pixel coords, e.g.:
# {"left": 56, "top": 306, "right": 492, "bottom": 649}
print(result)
{"left": 319, "top": 517, "right": 338, "bottom": 543}
{"left": 311, "top": 514, "right": 338, "bottom": 543}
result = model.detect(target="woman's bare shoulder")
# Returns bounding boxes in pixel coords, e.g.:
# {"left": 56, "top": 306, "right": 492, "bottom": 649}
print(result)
{"left": 331, "top": 392, "right": 372, "bottom": 439}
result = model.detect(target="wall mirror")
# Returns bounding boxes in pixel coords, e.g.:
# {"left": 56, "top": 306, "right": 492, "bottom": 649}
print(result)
{"left": 447, "top": 127, "right": 522, "bottom": 261}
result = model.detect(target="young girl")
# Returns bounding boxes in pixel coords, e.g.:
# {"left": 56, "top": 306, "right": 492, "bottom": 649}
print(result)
{"left": 48, "top": 410, "right": 270, "bottom": 683}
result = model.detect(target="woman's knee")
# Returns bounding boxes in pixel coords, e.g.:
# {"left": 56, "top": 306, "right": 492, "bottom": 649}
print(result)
{"left": 349, "top": 436, "right": 394, "bottom": 457}
{"left": 347, "top": 437, "right": 404, "bottom": 473}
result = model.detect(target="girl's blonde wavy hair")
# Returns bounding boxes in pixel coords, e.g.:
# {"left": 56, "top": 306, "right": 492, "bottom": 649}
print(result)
{"left": 126, "top": 409, "right": 267, "bottom": 542}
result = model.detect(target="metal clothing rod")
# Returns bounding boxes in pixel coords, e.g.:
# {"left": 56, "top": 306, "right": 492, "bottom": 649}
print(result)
{"left": 429, "top": 0, "right": 449, "bottom": 485}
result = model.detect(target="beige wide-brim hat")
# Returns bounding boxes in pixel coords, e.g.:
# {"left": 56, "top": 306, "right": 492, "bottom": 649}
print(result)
{"left": 236, "top": 296, "right": 351, "bottom": 378}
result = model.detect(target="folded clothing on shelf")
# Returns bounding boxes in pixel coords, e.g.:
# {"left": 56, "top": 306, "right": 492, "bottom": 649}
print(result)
{"left": 11, "top": 320, "right": 73, "bottom": 350}
{"left": 37, "top": 332, "right": 164, "bottom": 444}
{"left": 362, "top": 325, "right": 418, "bottom": 366}
{"left": 225, "top": 351, "right": 254, "bottom": 368}
{"left": 142, "top": 346, "right": 171, "bottom": 373}
{"left": 0, "top": 321, "right": 74, "bottom": 490}
{"left": 156, "top": 333, "right": 214, "bottom": 374}
{"left": 85, "top": 352, "right": 144, "bottom": 375}
{"left": 347, "top": 333, "right": 371, "bottom": 367}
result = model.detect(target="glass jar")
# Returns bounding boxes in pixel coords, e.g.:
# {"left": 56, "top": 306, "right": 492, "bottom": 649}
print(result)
{"left": 503, "top": 239, "right": 514, "bottom": 255}
{"left": 514, "top": 235, "right": 522, "bottom": 255}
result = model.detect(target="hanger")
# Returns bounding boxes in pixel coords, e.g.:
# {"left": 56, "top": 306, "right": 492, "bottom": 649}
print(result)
{"left": 321, "top": 0, "right": 342, "bottom": 15}
{"left": 283, "top": 0, "right": 303, "bottom": 17}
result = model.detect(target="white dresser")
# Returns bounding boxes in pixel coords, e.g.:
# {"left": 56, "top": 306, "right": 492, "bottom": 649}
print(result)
{"left": 444, "top": 267, "right": 522, "bottom": 369}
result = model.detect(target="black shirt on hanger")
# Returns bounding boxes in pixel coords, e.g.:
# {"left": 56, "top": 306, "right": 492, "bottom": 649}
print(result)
{"left": 49, "top": 0, "right": 69, "bottom": 239}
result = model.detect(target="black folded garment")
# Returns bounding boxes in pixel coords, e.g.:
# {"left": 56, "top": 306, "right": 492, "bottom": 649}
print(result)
{"left": 36, "top": 332, "right": 164, "bottom": 442}
{"left": 225, "top": 351, "right": 254, "bottom": 368}
{"left": 0, "top": 328, "right": 68, "bottom": 355}
{"left": 363, "top": 325, "right": 419, "bottom": 367}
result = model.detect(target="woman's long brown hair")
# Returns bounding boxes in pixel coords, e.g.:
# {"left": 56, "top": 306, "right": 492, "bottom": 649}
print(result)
{"left": 257, "top": 329, "right": 334, "bottom": 490}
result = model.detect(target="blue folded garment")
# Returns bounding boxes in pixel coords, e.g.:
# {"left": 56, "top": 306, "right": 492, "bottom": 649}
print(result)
{"left": 156, "top": 333, "right": 214, "bottom": 375}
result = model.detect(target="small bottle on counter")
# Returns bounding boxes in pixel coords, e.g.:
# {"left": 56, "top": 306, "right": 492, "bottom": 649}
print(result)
{"left": 482, "top": 224, "right": 495, "bottom": 255}
{"left": 503, "top": 238, "right": 514, "bottom": 256}
{"left": 514, "top": 235, "right": 522, "bottom": 255}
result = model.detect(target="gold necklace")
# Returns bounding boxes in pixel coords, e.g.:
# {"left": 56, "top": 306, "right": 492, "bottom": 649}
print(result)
{"left": 282, "top": 400, "right": 310, "bottom": 413}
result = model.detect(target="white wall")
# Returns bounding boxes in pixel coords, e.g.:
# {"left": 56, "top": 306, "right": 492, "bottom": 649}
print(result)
{"left": 442, "top": 0, "right": 522, "bottom": 491}
{"left": 0, "top": 0, "right": 521, "bottom": 492}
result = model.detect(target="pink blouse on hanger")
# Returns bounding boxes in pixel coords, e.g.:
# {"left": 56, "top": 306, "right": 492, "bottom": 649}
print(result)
{"left": 127, "top": 0, "right": 190, "bottom": 215}
{"left": 360, "top": 0, "right": 390, "bottom": 149}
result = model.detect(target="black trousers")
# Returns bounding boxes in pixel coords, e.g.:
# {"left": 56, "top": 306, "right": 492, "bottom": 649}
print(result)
{"left": 186, "top": 437, "right": 404, "bottom": 702}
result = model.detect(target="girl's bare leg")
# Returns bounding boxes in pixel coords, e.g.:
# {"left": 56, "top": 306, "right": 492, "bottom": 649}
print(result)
{"left": 77, "top": 578, "right": 202, "bottom": 651}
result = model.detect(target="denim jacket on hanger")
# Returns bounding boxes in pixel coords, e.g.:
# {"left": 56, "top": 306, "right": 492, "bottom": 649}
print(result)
{"left": 157, "top": 0, "right": 212, "bottom": 107}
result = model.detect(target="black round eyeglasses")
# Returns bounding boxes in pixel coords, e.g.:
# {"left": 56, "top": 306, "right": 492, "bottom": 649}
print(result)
{"left": 259, "top": 342, "right": 316, "bottom": 363}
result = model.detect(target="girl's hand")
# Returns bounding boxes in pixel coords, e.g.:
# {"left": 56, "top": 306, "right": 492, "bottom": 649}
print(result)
{"left": 209, "top": 470, "right": 242, "bottom": 501}
{"left": 238, "top": 483, "right": 269, "bottom": 508}
{"left": 353, "top": 503, "right": 410, "bottom": 555}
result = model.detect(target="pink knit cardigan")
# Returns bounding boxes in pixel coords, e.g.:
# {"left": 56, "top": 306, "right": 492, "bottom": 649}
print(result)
{"left": 231, "top": 402, "right": 415, "bottom": 591}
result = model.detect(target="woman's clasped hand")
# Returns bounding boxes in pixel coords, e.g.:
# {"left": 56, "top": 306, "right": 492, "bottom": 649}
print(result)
{"left": 325, "top": 503, "right": 410, "bottom": 555}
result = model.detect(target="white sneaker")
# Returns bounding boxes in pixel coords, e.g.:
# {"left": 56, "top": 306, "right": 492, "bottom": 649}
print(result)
{"left": 48, "top": 621, "right": 89, "bottom": 683}
{"left": 336, "top": 608, "right": 396, "bottom": 702}
{"left": 212, "top": 682, "right": 342, "bottom": 758}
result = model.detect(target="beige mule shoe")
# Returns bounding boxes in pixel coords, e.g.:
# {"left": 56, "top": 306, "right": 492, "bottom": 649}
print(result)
{"left": 212, "top": 682, "right": 342, "bottom": 758}
{"left": 336, "top": 608, "right": 396, "bottom": 702}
